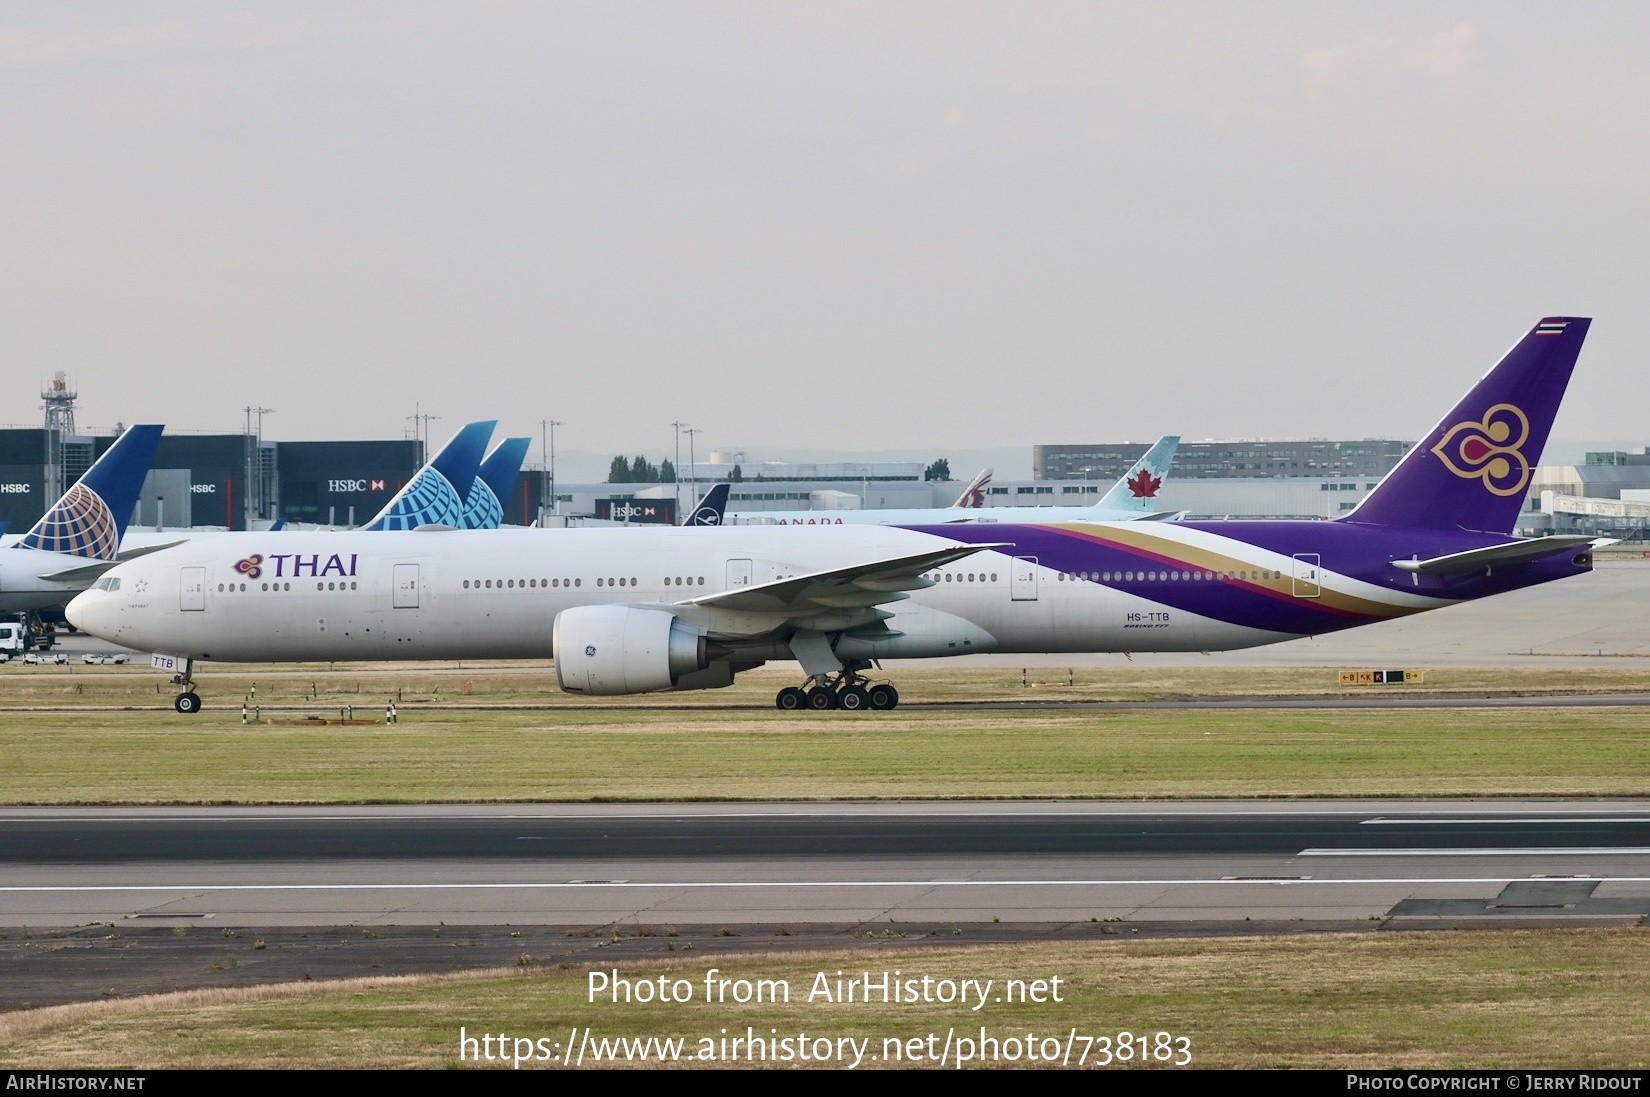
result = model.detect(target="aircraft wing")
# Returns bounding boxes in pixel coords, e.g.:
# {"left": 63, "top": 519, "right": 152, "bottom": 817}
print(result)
{"left": 681, "top": 542, "right": 1012, "bottom": 619}
{"left": 1390, "top": 536, "right": 1601, "bottom": 577}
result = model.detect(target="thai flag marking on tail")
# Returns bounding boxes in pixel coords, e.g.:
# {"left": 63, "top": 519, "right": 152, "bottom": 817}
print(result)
{"left": 1536, "top": 321, "right": 1568, "bottom": 336}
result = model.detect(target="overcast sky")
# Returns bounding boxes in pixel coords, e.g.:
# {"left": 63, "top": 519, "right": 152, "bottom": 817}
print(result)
{"left": 2, "top": 2, "right": 1646, "bottom": 472}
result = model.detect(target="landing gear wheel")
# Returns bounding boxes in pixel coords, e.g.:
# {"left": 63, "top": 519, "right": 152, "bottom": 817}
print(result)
{"left": 837, "top": 684, "right": 870, "bottom": 711}
{"left": 804, "top": 687, "right": 838, "bottom": 711}
{"left": 174, "top": 692, "right": 202, "bottom": 715}
{"left": 776, "top": 687, "right": 805, "bottom": 711}
{"left": 867, "top": 683, "right": 899, "bottom": 711}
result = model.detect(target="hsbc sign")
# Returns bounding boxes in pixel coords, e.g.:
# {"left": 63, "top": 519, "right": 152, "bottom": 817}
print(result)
{"left": 597, "top": 498, "right": 676, "bottom": 524}
{"left": 329, "top": 479, "right": 390, "bottom": 493}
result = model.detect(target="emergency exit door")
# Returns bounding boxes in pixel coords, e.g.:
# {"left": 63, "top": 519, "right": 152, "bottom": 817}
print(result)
{"left": 392, "top": 564, "right": 420, "bottom": 608}
{"left": 726, "top": 559, "right": 753, "bottom": 589}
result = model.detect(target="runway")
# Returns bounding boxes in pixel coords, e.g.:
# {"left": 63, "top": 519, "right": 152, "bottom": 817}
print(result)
{"left": 4, "top": 801, "right": 1648, "bottom": 930}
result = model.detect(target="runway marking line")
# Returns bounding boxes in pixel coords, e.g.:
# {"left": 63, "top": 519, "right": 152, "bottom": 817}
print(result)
{"left": 1362, "top": 818, "right": 1650, "bottom": 825}
{"left": 1301, "top": 847, "right": 1650, "bottom": 857}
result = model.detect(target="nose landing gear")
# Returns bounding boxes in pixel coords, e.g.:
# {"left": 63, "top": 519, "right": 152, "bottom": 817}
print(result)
{"left": 168, "top": 657, "right": 202, "bottom": 715}
{"left": 773, "top": 669, "right": 899, "bottom": 713}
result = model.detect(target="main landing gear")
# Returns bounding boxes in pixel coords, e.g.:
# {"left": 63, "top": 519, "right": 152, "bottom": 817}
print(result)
{"left": 775, "top": 669, "right": 899, "bottom": 713}
{"left": 169, "top": 658, "right": 202, "bottom": 715}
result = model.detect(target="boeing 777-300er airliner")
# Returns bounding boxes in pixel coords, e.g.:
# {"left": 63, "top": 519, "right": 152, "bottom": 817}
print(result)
{"left": 722, "top": 436, "right": 1181, "bottom": 526}
{"left": 69, "top": 318, "right": 1599, "bottom": 714}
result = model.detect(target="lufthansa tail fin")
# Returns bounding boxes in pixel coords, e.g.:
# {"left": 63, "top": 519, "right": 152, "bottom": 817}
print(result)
{"left": 363, "top": 420, "right": 496, "bottom": 531}
{"left": 16, "top": 424, "right": 164, "bottom": 559}
{"left": 1344, "top": 318, "right": 1590, "bottom": 533}
{"left": 461, "top": 437, "right": 531, "bottom": 529}
{"left": 1097, "top": 435, "right": 1179, "bottom": 513}
{"left": 683, "top": 483, "right": 731, "bottom": 526}
{"left": 950, "top": 469, "right": 993, "bottom": 508}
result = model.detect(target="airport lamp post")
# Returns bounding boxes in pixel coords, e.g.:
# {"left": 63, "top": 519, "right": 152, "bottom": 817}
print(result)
{"left": 671, "top": 420, "right": 686, "bottom": 517}
{"left": 683, "top": 427, "right": 701, "bottom": 495}
{"left": 542, "top": 419, "right": 563, "bottom": 521}
{"left": 243, "top": 405, "right": 273, "bottom": 530}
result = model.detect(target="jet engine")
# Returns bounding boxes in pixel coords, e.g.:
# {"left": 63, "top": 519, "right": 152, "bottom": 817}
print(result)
{"left": 553, "top": 605, "right": 710, "bottom": 695}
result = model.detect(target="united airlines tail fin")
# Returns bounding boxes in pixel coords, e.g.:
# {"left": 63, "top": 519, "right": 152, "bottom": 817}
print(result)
{"left": 15, "top": 424, "right": 164, "bottom": 559}
{"left": 461, "top": 437, "right": 531, "bottom": 529}
{"left": 683, "top": 483, "right": 731, "bottom": 526}
{"left": 1344, "top": 318, "right": 1590, "bottom": 533}
{"left": 362, "top": 420, "right": 496, "bottom": 531}
{"left": 1096, "top": 435, "right": 1179, "bottom": 513}
{"left": 950, "top": 469, "right": 993, "bottom": 508}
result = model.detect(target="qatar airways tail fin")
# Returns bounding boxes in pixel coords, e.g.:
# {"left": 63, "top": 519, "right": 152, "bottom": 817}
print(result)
{"left": 950, "top": 469, "right": 993, "bottom": 508}
{"left": 363, "top": 420, "right": 495, "bottom": 531}
{"left": 16, "top": 424, "right": 164, "bottom": 559}
{"left": 1096, "top": 435, "right": 1179, "bottom": 514}
{"left": 1344, "top": 317, "right": 1590, "bottom": 534}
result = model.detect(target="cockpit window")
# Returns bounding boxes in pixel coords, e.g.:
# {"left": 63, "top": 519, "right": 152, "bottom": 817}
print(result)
{"left": 95, "top": 577, "right": 121, "bottom": 592}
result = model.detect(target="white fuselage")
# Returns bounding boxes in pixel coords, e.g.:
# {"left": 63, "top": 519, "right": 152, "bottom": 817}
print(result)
{"left": 66, "top": 525, "right": 1335, "bottom": 666}
{"left": 723, "top": 504, "right": 1158, "bottom": 526}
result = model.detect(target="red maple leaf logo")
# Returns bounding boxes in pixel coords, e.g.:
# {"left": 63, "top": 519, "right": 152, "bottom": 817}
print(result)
{"left": 1126, "top": 469, "right": 1162, "bottom": 499}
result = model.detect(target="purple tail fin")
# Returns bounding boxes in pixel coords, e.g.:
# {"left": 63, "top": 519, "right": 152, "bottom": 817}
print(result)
{"left": 1343, "top": 317, "right": 1590, "bottom": 533}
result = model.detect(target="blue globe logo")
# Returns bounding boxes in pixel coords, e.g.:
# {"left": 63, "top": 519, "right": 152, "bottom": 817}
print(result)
{"left": 585, "top": 645, "right": 597, "bottom": 657}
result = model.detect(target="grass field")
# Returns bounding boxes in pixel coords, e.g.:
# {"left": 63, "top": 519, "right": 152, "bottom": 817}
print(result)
{"left": 1, "top": 692, "right": 1647, "bottom": 802}
{"left": 2, "top": 929, "right": 1646, "bottom": 1068}
{"left": 4, "top": 661, "right": 1650, "bottom": 710}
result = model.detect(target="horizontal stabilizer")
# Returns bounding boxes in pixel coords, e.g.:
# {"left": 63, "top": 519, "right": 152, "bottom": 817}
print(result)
{"left": 1391, "top": 536, "right": 1599, "bottom": 577}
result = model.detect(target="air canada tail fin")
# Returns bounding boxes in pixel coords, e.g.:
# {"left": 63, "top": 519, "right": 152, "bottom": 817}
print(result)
{"left": 1097, "top": 435, "right": 1179, "bottom": 513}
{"left": 683, "top": 483, "right": 731, "bottom": 526}
{"left": 363, "top": 420, "right": 496, "bottom": 531}
{"left": 1344, "top": 317, "right": 1590, "bottom": 533}
{"left": 461, "top": 437, "right": 530, "bottom": 529}
{"left": 950, "top": 469, "right": 993, "bottom": 508}
{"left": 16, "top": 424, "right": 163, "bottom": 559}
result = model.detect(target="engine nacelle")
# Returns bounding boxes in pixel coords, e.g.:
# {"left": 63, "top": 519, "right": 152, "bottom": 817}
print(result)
{"left": 553, "top": 605, "right": 708, "bottom": 695}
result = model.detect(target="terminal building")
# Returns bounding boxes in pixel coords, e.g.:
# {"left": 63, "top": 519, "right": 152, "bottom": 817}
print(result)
{"left": 0, "top": 425, "right": 424, "bottom": 532}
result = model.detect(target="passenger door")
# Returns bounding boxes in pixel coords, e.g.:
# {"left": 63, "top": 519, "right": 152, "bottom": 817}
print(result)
{"left": 393, "top": 564, "right": 420, "bottom": 608}
{"left": 180, "top": 567, "right": 205, "bottom": 612}
{"left": 1011, "top": 556, "right": 1039, "bottom": 601}
{"left": 1292, "top": 554, "right": 1322, "bottom": 599}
